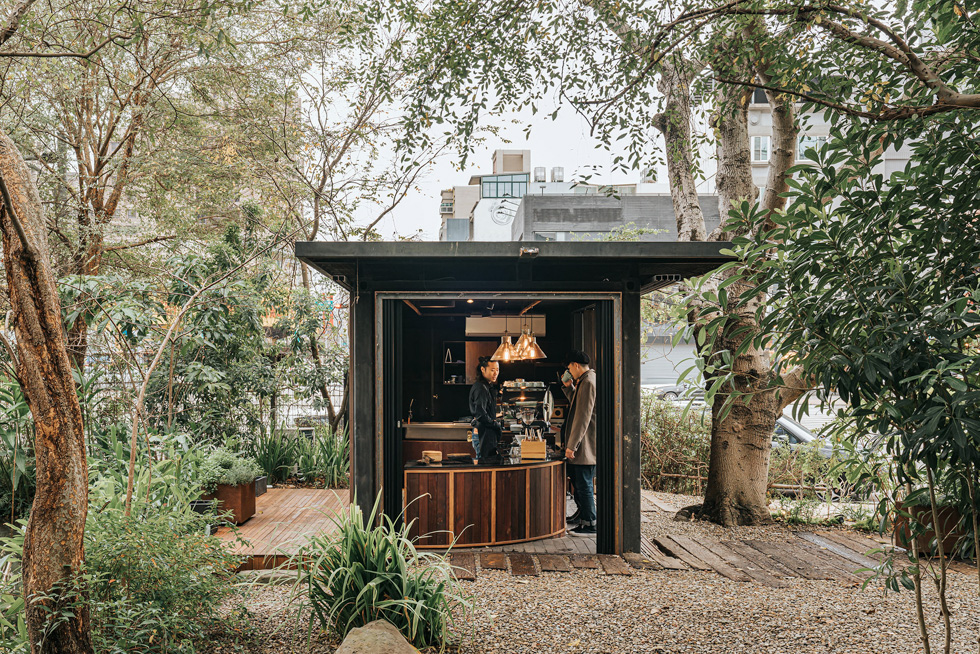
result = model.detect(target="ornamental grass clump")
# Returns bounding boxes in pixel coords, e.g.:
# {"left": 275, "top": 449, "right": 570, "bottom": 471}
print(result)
{"left": 296, "top": 495, "right": 469, "bottom": 649}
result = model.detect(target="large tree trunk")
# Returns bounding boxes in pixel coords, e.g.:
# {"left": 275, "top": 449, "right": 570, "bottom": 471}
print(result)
{"left": 697, "top": 28, "right": 801, "bottom": 526}
{"left": 0, "top": 129, "right": 93, "bottom": 653}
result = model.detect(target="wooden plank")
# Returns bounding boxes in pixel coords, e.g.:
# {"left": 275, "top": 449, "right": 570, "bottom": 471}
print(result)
{"left": 822, "top": 530, "right": 888, "bottom": 559}
{"left": 654, "top": 536, "right": 711, "bottom": 571}
{"left": 569, "top": 554, "right": 600, "bottom": 569}
{"left": 645, "top": 494, "right": 681, "bottom": 513}
{"left": 743, "top": 540, "right": 831, "bottom": 581}
{"left": 704, "top": 541, "right": 789, "bottom": 588}
{"left": 537, "top": 554, "right": 572, "bottom": 572}
{"left": 722, "top": 540, "right": 796, "bottom": 578}
{"left": 509, "top": 553, "right": 538, "bottom": 576}
{"left": 797, "top": 532, "right": 878, "bottom": 569}
{"left": 480, "top": 552, "right": 508, "bottom": 571}
{"left": 598, "top": 555, "right": 632, "bottom": 575}
{"left": 789, "top": 538, "right": 863, "bottom": 582}
{"left": 448, "top": 553, "right": 476, "bottom": 580}
{"left": 668, "top": 535, "right": 752, "bottom": 582}
{"left": 622, "top": 552, "right": 661, "bottom": 571}
{"left": 640, "top": 536, "right": 687, "bottom": 570}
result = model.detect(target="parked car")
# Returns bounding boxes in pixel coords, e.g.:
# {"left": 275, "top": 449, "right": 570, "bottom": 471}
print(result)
{"left": 655, "top": 381, "right": 705, "bottom": 401}
{"left": 773, "top": 415, "right": 834, "bottom": 458}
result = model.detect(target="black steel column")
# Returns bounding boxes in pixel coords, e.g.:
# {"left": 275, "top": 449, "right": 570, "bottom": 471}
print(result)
{"left": 350, "top": 290, "right": 376, "bottom": 518}
{"left": 621, "top": 290, "right": 642, "bottom": 553}
{"left": 381, "top": 300, "right": 403, "bottom": 522}
{"left": 594, "top": 300, "right": 617, "bottom": 554}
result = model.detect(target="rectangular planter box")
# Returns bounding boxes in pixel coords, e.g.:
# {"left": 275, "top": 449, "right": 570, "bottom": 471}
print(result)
{"left": 203, "top": 482, "right": 256, "bottom": 525}
{"left": 894, "top": 503, "right": 964, "bottom": 556}
{"left": 255, "top": 476, "right": 268, "bottom": 497}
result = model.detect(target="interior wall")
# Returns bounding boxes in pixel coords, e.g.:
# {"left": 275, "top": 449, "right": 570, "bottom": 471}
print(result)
{"left": 400, "top": 302, "right": 587, "bottom": 422}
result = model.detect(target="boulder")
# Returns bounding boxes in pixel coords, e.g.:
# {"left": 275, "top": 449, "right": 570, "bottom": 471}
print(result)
{"left": 335, "top": 620, "right": 420, "bottom": 654}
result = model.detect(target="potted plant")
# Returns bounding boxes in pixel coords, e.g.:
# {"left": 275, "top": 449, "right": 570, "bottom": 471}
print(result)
{"left": 894, "top": 493, "right": 965, "bottom": 557}
{"left": 200, "top": 448, "right": 263, "bottom": 525}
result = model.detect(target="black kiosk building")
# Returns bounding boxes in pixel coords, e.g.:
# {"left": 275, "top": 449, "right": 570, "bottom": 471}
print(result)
{"left": 295, "top": 241, "right": 730, "bottom": 555}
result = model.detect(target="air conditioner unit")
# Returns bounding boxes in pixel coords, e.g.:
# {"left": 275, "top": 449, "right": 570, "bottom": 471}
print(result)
{"left": 533, "top": 167, "right": 547, "bottom": 182}
{"left": 465, "top": 315, "right": 546, "bottom": 336}
{"left": 551, "top": 167, "right": 564, "bottom": 183}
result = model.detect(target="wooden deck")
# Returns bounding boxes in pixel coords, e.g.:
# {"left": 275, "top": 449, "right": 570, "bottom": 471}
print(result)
{"left": 215, "top": 488, "right": 349, "bottom": 570}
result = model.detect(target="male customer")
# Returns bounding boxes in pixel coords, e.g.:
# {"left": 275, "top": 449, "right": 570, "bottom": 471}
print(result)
{"left": 561, "top": 350, "right": 596, "bottom": 536}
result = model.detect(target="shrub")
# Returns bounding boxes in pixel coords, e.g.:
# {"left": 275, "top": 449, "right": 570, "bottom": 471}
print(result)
{"left": 200, "top": 448, "right": 263, "bottom": 493}
{"left": 0, "top": 520, "right": 27, "bottom": 654}
{"left": 295, "top": 427, "right": 349, "bottom": 489}
{"left": 85, "top": 504, "right": 245, "bottom": 653}
{"left": 639, "top": 393, "right": 710, "bottom": 495}
{"left": 296, "top": 496, "right": 468, "bottom": 649}
{"left": 0, "top": 483, "right": 248, "bottom": 653}
{"left": 248, "top": 427, "right": 297, "bottom": 484}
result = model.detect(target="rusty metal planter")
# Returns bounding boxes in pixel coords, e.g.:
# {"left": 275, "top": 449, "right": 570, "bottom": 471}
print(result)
{"left": 203, "top": 482, "right": 256, "bottom": 525}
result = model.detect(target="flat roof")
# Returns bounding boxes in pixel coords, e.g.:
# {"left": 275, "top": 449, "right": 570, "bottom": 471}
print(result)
{"left": 295, "top": 241, "right": 733, "bottom": 294}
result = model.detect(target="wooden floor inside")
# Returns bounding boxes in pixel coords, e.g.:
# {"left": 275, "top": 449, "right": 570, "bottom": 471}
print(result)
{"left": 215, "top": 488, "right": 349, "bottom": 570}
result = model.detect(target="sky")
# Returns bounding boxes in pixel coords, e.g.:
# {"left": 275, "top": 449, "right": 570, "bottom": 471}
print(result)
{"left": 371, "top": 102, "right": 677, "bottom": 241}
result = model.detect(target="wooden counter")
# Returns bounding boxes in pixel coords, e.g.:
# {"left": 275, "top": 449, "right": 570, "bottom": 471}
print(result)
{"left": 404, "top": 459, "right": 565, "bottom": 548}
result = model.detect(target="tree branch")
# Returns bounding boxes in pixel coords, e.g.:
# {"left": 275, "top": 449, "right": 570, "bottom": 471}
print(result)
{"left": 0, "top": 33, "right": 130, "bottom": 59}
{"left": 0, "top": 0, "right": 35, "bottom": 47}
{"left": 774, "top": 365, "right": 814, "bottom": 411}
{"left": 104, "top": 234, "right": 176, "bottom": 252}
{"left": 0, "top": 170, "right": 34, "bottom": 257}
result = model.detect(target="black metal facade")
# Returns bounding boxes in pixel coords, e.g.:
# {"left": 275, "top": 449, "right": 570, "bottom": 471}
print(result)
{"left": 297, "top": 241, "right": 732, "bottom": 554}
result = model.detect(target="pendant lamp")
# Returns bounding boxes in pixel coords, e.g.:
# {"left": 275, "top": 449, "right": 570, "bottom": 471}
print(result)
{"left": 523, "top": 334, "right": 547, "bottom": 360}
{"left": 491, "top": 334, "right": 516, "bottom": 362}
{"left": 513, "top": 327, "right": 533, "bottom": 359}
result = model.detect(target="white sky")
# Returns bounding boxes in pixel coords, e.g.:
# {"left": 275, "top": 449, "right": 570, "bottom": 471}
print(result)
{"left": 372, "top": 103, "right": 677, "bottom": 240}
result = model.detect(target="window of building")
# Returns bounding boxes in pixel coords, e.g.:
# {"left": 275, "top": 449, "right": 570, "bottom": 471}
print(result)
{"left": 797, "top": 134, "right": 828, "bottom": 162}
{"left": 751, "top": 135, "right": 770, "bottom": 162}
{"left": 439, "top": 202, "right": 454, "bottom": 214}
{"left": 481, "top": 173, "right": 530, "bottom": 199}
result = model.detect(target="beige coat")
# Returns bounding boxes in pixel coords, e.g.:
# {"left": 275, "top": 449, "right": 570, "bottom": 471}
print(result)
{"left": 562, "top": 369, "right": 596, "bottom": 465}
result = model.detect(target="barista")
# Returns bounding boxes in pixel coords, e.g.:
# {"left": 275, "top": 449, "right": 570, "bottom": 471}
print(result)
{"left": 469, "top": 356, "right": 502, "bottom": 459}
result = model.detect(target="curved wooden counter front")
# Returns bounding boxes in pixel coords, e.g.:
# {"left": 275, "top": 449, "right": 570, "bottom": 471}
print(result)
{"left": 404, "top": 459, "right": 565, "bottom": 548}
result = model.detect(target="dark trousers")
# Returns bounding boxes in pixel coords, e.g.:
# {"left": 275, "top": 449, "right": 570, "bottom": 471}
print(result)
{"left": 478, "top": 427, "right": 500, "bottom": 460}
{"left": 568, "top": 464, "right": 596, "bottom": 525}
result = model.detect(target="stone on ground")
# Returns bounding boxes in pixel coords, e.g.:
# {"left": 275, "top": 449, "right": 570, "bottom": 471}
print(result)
{"left": 335, "top": 620, "right": 419, "bottom": 654}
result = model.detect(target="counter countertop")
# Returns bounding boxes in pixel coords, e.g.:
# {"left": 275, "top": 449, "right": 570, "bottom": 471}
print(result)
{"left": 405, "top": 455, "right": 564, "bottom": 470}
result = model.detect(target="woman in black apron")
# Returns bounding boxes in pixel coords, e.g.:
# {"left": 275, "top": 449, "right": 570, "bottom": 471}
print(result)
{"left": 469, "top": 356, "right": 501, "bottom": 460}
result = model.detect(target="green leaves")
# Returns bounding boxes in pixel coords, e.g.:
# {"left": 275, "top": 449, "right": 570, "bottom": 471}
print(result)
{"left": 296, "top": 494, "right": 470, "bottom": 649}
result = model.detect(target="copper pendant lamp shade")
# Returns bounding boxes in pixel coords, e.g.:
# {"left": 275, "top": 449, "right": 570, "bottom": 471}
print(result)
{"left": 523, "top": 334, "right": 547, "bottom": 360}
{"left": 513, "top": 328, "right": 533, "bottom": 359}
{"left": 491, "top": 334, "right": 517, "bottom": 362}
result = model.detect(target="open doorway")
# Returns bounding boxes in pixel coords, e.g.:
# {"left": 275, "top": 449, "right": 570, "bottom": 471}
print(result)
{"left": 377, "top": 293, "right": 621, "bottom": 552}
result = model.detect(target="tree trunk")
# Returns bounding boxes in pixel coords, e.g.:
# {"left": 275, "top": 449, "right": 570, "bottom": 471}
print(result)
{"left": 710, "top": 64, "right": 757, "bottom": 240}
{"left": 653, "top": 59, "right": 707, "bottom": 241}
{"left": 0, "top": 129, "right": 93, "bottom": 653}
{"left": 697, "top": 32, "right": 795, "bottom": 526}
{"left": 300, "top": 261, "right": 338, "bottom": 424}
{"left": 65, "top": 233, "right": 104, "bottom": 368}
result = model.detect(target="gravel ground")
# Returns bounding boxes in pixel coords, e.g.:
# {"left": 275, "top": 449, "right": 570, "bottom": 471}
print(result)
{"left": 644, "top": 491, "right": 806, "bottom": 542}
{"left": 201, "top": 498, "right": 980, "bottom": 654}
